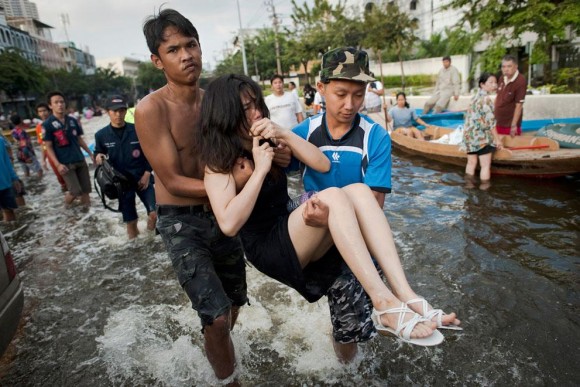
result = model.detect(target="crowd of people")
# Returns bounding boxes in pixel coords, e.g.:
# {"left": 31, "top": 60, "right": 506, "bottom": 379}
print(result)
{"left": 1, "top": 7, "right": 533, "bottom": 385}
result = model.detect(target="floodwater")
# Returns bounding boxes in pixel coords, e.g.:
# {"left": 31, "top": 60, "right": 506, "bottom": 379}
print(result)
{"left": 1, "top": 115, "right": 578, "bottom": 386}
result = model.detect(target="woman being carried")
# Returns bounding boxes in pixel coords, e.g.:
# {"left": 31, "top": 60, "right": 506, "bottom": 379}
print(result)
{"left": 199, "top": 74, "right": 461, "bottom": 347}
{"left": 387, "top": 92, "right": 429, "bottom": 140}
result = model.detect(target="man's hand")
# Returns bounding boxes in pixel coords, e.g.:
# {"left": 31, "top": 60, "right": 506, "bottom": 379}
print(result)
{"left": 138, "top": 172, "right": 150, "bottom": 191}
{"left": 95, "top": 153, "right": 106, "bottom": 165}
{"left": 454, "top": 95, "right": 459, "bottom": 101}
{"left": 57, "top": 163, "right": 69, "bottom": 175}
{"left": 302, "top": 195, "right": 329, "bottom": 228}
{"left": 232, "top": 157, "right": 254, "bottom": 192}
{"left": 273, "top": 141, "right": 291, "bottom": 168}
{"left": 510, "top": 125, "right": 517, "bottom": 138}
{"left": 12, "top": 180, "right": 22, "bottom": 193}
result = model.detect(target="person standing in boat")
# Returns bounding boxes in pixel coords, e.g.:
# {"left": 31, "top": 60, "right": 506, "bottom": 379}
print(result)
{"left": 462, "top": 72, "right": 503, "bottom": 186}
{"left": 495, "top": 55, "right": 527, "bottom": 137}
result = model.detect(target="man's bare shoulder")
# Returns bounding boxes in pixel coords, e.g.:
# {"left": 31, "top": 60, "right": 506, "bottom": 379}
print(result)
{"left": 137, "top": 87, "right": 169, "bottom": 116}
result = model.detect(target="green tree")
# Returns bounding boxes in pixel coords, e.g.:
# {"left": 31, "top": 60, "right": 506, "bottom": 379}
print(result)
{"left": 446, "top": 0, "right": 580, "bottom": 84}
{"left": 0, "top": 48, "right": 47, "bottom": 115}
{"left": 136, "top": 62, "right": 166, "bottom": 93}
{"left": 415, "top": 32, "right": 448, "bottom": 59}
{"left": 362, "top": 2, "right": 418, "bottom": 91}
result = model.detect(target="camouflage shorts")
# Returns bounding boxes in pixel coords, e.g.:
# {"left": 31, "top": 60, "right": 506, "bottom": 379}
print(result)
{"left": 327, "top": 262, "right": 382, "bottom": 343}
{"left": 156, "top": 207, "right": 248, "bottom": 327}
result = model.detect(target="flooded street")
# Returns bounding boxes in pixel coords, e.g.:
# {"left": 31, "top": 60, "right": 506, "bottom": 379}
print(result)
{"left": 1, "top": 116, "right": 578, "bottom": 385}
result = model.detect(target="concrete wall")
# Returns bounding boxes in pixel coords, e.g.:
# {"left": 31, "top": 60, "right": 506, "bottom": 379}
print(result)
{"left": 369, "top": 55, "right": 470, "bottom": 94}
{"left": 403, "top": 94, "right": 580, "bottom": 120}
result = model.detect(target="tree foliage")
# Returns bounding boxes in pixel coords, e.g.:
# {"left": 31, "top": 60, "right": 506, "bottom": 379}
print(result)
{"left": 445, "top": 0, "right": 580, "bottom": 83}
{"left": 0, "top": 48, "right": 47, "bottom": 99}
{"left": 135, "top": 62, "right": 166, "bottom": 94}
{"left": 362, "top": 2, "right": 419, "bottom": 90}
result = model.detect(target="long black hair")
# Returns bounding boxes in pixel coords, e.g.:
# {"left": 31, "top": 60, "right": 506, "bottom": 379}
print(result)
{"left": 396, "top": 92, "right": 410, "bottom": 108}
{"left": 199, "top": 74, "right": 269, "bottom": 174}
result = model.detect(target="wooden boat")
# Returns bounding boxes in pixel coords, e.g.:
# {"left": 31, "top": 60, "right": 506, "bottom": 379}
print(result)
{"left": 391, "top": 126, "right": 580, "bottom": 178}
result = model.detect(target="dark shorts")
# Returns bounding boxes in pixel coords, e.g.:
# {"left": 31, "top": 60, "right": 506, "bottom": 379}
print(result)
{"left": 0, "top": 187, "right": 17, "bottom": 210}
{"left": 467, "top": 144, "right": 496, "bottom": 156}
{"left": 120, "top": 184, "right": 156, "bottom": 223}
{"left": 325, "top": 260, "right": 381, "bottom": 344}
{"left": 242, "top": 215, "right": 343, "bottom": 303}
{"left": 61, "top": 160, "right": 91, "bottom": 196}
{"left": 156, "top": 205, "right": 248, "bottom": 327}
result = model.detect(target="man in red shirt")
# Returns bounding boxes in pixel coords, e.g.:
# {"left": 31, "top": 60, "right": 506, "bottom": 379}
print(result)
{"left": 495, "top": 55, "right": 527, "bottom": 137}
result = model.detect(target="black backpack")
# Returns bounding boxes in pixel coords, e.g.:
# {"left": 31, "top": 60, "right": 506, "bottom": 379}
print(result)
{"left": 94, "top": 159, "right": 130, "bottom": 212}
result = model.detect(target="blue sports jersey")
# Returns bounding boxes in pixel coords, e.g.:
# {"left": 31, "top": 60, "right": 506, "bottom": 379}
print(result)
{"left": 291, "top": 113, "right": 391, "bottom": 193}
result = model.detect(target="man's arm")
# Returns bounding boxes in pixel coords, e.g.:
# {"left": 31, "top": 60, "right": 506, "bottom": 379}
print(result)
{"left": 452, "top": 67, "right": 461, "bottom": 99}
{"left": 296, "top": 112, "right": 304, "bottom": 123}
{"left": 135, "top": 97, "right": 205, "bottom": 198}
{"left": 510, "top": 102, "right": 524, "bottom": 137}
{"left": 44, "top": 141, "right": 68, "bottom": 174}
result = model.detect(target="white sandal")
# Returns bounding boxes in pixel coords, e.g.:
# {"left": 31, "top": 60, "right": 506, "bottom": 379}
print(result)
{"left": 371, "top": 304, "right": 444, "bottom": 346}
{"left": 406, "top": 297, "right": 463, "bottom": 331}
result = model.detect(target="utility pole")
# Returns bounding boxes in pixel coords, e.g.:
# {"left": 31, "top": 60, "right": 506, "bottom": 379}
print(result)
{"left": 265, "top": 0, "right": 282, "bottom": 75}
{"left": 60, "top": 13, "right": 70, "bottom": 43}
{"left": 236, "top": 0, "right": 249, "bottom": 76}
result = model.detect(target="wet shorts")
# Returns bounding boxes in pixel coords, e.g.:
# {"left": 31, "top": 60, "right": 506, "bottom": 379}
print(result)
{"left": 61, "top": 160, "right": 91, "bottom": 196}
{"left": 120, "top": 183, "right": 156, "bottom": 223}
{"left": 0, "top": 187, "right": 17, "bottom": 210}
{"left": 156, "top": 205, "right": 248, "bottom": 327}
{"left": 326, "top": 260, "right": 381, "bottom": 344}
{"left": 467, "top": 144, "right": 496, "bottom": 156}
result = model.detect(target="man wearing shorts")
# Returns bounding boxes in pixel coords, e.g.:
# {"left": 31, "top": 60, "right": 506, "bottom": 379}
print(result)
{"left": 94, "top": 96, "right": 157, "bottom": 239}
{"left": 0, "top": 134, "right": 21, "bottom": 222}
{"left": 135, "top": 9, "right": 290, "bottom": 384}
{"left": 43, "top": 91, "right": 94, "bottom": 208}
{"left": 292, "top": 47, "right": 392, "bottom": 363}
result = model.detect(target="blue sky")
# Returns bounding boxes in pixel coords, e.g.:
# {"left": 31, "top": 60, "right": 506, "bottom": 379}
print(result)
{"left": 34, "top": 0, "right": 313, "bottom": 70}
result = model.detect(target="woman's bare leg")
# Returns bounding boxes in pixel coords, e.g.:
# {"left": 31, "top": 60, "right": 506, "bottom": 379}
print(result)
{"left": 465, "top": 154, "right": 478, "bottom": 176}
{"left": 479, "top": 153, "right": 492, "bottom": 181}
{"left": 287, "top": 187, "right": 435, "bottom": 338}
{"left": 340, "top": 183, "right": 460, "bottom": 327}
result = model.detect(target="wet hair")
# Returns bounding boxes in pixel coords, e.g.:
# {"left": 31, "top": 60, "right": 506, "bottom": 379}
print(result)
{"left": 478, "top": 72, "right": 497, "bottom": 88}
{"left": 46, "top": 91, "right": 65, "bottom": 105}
{"left": 270, "top": 74, "right": 284, "bottom": 84}
{"left": 143, "top": 8, "right": 200, "bottom": 57}
{"left": 396, "top": 92, "right": 410, "bottom": 108}
{"left": 289, "top": 81, "right": 296, "bottom": 88}
{"left": 35, "top": 102, "right": 49, "bottom": 112}
{"left": 442, "top": 56, "right": 451, "bottom": 62}
{"left": 9, "top": 114, "right": 22, "bottom": 126}
{"left": 199, "top": 74, "right": 269, "bottom": 174}
{"left": 502, "top": 54, "right": 518, "bottom": 64}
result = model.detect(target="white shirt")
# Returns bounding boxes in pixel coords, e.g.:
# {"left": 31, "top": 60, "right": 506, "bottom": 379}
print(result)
{"left": 290, "top": 88, "right": 299, "bottom": 100}
{"left": 265, "top": 92, "right": 303, "bottom": 129}
{"left": 365, "top": 81, "right": 383, "bottom": 109}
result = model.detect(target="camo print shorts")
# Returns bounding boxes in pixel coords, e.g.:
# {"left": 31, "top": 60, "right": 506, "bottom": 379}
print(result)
{"left": 327, "top": 261, "right": 382, "bottom": 343}
{"left": 156, "top": 207, "right": 248, "bottom": 328}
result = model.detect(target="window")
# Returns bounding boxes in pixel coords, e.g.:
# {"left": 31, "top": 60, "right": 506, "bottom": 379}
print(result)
{"left": 410, "top": 0, "right": 417, "bottom": 11}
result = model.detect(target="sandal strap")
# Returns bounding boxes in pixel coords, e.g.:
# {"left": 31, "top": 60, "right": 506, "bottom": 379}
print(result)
{"left": 373, "top": 304, "right": 427, "bottom": 340}
{"left": 406, "top": 297, "right": 446, "bottom": 327}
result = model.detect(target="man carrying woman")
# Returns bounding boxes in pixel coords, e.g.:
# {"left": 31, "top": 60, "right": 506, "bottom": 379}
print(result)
{"left": 198, "top": 74, "right": 462, "bottom": 352}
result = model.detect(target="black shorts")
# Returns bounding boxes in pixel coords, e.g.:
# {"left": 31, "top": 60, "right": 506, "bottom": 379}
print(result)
{"left": 467, "top": 144, "right": 496, "bottom": 156}
{"left": 156, "top": 206, "right": 248, "bottom": 327}
{"left": 242, "top": 215, "right": 343, "bottom": 303}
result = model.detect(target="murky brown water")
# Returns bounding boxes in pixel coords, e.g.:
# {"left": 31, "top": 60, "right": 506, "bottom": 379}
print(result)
{"left": 1, "top": 138, "right": 578, "bottom": 385}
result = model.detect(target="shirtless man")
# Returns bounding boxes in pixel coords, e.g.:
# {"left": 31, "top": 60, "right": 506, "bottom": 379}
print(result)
{"left": 135, "top": 9, "right": 288, "bottom": 385}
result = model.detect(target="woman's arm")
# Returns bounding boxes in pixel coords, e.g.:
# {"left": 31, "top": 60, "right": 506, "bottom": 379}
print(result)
{"left": 250, "top": 118, "right": 330, "bottom": 173}
{"left": 205, "top": 137, "right": 273, "bottom": 236}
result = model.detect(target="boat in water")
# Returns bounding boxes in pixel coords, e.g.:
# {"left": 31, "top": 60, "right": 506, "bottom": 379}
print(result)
{"left": 418, "top": 110, "right": 580, "bottom": 133}
{"left": 391, "top": 126, "right": 580, "bottom": 178}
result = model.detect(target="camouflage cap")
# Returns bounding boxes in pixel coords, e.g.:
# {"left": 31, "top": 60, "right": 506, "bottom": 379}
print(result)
{"left": 320, "top": 47, "right": 376, "bottom": 83}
